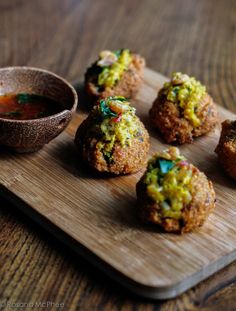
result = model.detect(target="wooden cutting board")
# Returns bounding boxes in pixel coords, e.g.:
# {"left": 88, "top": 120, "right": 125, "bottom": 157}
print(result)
{"left": 1, "top": 68, "right": 236, "bottom": 300}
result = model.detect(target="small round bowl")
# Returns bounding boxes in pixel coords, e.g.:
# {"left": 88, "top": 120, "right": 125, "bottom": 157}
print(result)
{"left": 0, "top": 67, "right": 78, "bottom": 152}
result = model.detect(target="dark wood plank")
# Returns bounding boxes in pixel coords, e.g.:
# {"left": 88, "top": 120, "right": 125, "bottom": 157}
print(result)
{"left": 0, "top": 0, "right": 236, "bottom": 309}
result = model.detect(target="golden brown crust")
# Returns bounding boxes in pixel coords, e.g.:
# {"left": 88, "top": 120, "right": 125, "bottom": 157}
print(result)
{"left": 85, "top": 54, "right": 145, "bottom": 104}
{"left": 149, "top": 92, "right": 218, "bottom": 144}
{"left": 136, "top": 164, "right": 215, "bottom": 233}
{"left": 215, "top": 119, "right": 236, "bottom": 180}
{"left": 75, "top": 116, "right": 150, "bottom": 175}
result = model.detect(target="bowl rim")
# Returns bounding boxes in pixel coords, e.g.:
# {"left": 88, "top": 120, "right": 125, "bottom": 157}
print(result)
{"left": 0, "top": 66, "right": 78, "bottom": 123}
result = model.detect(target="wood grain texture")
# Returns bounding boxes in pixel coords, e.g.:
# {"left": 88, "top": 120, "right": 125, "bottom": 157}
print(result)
{"left": 0, "top": 68, "right": 236, "bottom": 300}
{"left": 0, "top": 0, "right": 236, "bottom": 309}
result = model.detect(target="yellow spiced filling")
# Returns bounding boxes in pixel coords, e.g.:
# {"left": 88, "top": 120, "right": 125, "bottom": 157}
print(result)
{"left": 144, "top": 147, "right": 194, "bottom": 219}
{"left": 91, "top": 96, "right": 141, "bottom": 160}
{"left": 97, "top": 49, "right": 132, "bottom": 88}
{"left": 163, "top": 72, "right": 206, "bottom": 127}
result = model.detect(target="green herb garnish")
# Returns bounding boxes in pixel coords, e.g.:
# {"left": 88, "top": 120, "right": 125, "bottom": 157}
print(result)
{"left": 114, "top": 49, "right": 124, "bottom": 58}
{"left": 2, "top": 111, "right": 22, "bottom": 117}
{"left": 17, "top": 93, "right": 46, "bottom": 104}
{"left": 100, "top": 99, "right": 118, "bottom": 118}
{"left": 158, "top": 159, "right": 175, "bottom": 174}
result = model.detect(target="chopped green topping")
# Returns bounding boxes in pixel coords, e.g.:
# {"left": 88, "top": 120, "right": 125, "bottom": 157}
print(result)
{"left": 17, "top": 93, "right": 46, "bottom": 104}
{"left": 158, "top": 159, "right": 175, "bottom": 174}
{"left": 97, "top": 49, "right": 132, "bottom": 88}
{"left": 114, "top": 50, "right": 123, "bottom": 58}
{"left": 99, "top": 96, "right": 128, "bottom": 119}
{"left": 144, "top": 147, "right": 193, "bottom": 219}
{"left": 163, "top": 72, "right": 206, "bottom": 127}
{"left": 100, "top": 99, "right": 118, "bottom": 118}
{"left": 1, "top": 110, "right": 22, "bottom": 117}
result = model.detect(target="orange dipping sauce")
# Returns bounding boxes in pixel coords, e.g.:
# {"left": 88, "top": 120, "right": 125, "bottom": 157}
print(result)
{"left": 0, "top": 93, "right": 63, "bottom": 120}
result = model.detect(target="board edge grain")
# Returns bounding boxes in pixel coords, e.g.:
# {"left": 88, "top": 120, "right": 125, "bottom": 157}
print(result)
{"left": 1, "top": 182, "right": 236, "bottom": 300}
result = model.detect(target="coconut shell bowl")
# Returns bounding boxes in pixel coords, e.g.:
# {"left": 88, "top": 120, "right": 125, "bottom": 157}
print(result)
{"left": 0, "top": 67, "right": 78, "bottom": 153}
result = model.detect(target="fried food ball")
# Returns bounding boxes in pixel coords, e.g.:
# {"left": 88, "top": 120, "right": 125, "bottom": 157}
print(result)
{"left": 136, "top": 147, "right": 215, "bottom": 233}
{"left": 215, "top": 119, "right": 236, "bottom": 180}
{"left": 85, "top": 49, "right": 145, "bottom": 104}
{"left": 150, "top": 72, "right": 218, "bottom": 144}
{"left": 75, "top": 96, "right": 150, "bottom": 175}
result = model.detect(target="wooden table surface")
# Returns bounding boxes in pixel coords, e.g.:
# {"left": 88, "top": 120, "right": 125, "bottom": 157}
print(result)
{"left": 0, "top": 0, "right": 235, "bottom": 310}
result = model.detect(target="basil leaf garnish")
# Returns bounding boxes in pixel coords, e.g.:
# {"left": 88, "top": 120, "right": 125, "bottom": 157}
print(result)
{"left": 158, "top": 159, "right": 175, "bottom": 174}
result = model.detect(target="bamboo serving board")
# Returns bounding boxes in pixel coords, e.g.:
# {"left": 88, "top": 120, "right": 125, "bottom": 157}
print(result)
{"left": 1, "top": 68, "right": 236, "bottom": 299}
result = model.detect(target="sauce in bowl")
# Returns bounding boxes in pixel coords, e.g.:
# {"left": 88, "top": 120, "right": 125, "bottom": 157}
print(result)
{"left": 0, "top": 93, "right": 63, "bottom": 120}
